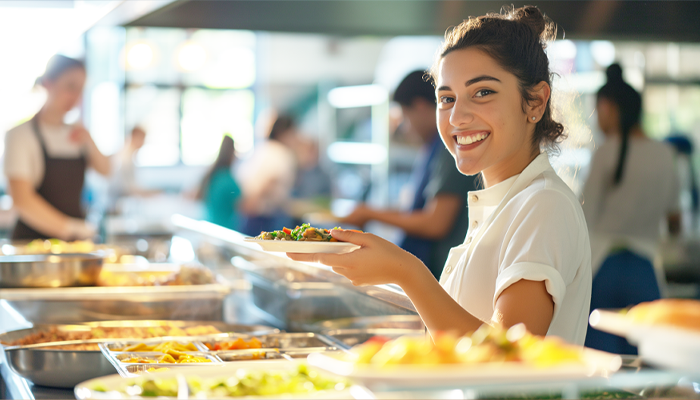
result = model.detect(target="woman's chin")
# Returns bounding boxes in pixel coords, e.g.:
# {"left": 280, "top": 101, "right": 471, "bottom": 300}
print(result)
{"left": 455, "top": 160, "right": 482, "bottom": 177}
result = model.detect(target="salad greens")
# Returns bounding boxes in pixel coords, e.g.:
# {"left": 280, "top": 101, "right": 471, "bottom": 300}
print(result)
{"left": 93, "top": 364, "right": 349, "bottom": 398}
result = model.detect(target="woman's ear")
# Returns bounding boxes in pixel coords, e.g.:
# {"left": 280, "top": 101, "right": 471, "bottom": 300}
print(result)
{"left": 527, "top": 82, "right": 551, "bottom": 120}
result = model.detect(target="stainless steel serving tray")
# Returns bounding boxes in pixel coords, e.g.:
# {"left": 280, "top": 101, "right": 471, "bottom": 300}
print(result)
{"left": 0, "top": 281, "right": 235, "bottom": 323}
{"left": 323, "top": 328, "right": 426, "bottom": 349}
{"left": 240, "top": 264, "right": 354, "bottom": 330}
{"left": 98, "top": 333, "right": 339, "bottom": 378}
{"left": 202, "top": 332, "right": 337, "bottom": 352}
{"left": 313, "top": 315, "right": 425, "bottom": 332}
{"left": 0, "top": 253, "right": 104, "bottom": 288}
{"left": 0, "top": 321, "right": 278, "bottom": 388}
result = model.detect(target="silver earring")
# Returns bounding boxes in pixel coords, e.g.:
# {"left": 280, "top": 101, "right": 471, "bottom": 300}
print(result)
{"left": 531, "top": 117, "right": 536, "bottom": 121}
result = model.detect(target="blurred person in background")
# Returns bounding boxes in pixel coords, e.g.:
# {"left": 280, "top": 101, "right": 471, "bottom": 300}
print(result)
{"left": 197, "top": 135, "right": 242, "bottom": 231}
{"left": 4, "top": 55, "right": 110, "bottom": 241}
{"left": 342, "top": 70, "right": 479, "bottom": 279}
{"left": 108, "top": 126, "right": 160, "bottom": 212}
{"left": 289, "top": 138, "right": 332, "bottom": 226}
{"left": 236, "top": 115, "right": 297, "bottom": 235}
{"left": 583, "top": 63, "right": 681, "bottom": 354}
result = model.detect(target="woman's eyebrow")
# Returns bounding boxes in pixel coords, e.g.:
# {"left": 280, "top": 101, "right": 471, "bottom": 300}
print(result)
{"left": 465, "top": 75, "right": 501, "bottom": 86}
{"left": 436, "top": 75, "right": 501, "bottom": 92}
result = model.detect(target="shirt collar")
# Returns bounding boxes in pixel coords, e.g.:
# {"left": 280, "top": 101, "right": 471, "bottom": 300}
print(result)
{"left": 468, "top": 153, "right": 551, "bottom": 207}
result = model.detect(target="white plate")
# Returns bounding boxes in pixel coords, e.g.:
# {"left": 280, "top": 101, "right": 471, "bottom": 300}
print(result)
{"left": 243, "top": 238, "right": 360, "bottom": 254}
{"left": 589, "top": 308, "right": 700, "bottom": 372}
{"left": 307, "top": 350, "right": 621, "bottom": 390}
{"left": 74, "top": 361, "right": 359, "bottom": 399}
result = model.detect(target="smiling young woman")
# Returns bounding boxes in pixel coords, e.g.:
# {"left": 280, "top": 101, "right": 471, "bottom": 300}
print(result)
{"left": 288, "top": 5, "right": 592, "bottom": 345}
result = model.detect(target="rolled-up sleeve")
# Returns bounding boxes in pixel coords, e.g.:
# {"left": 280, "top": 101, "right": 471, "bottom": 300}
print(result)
{"left": 4, "top": 128, "right": 37, "bottom": 184}
{"left": 494, "top": 189, "right": 587, "bottom": 320}
{"left": 494, "top": 262, "right": 567, "bottom": 319}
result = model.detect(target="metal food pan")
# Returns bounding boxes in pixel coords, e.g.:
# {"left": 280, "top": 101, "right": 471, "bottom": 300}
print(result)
{"left": 314, "top": 315, "right": 425, "bottom": 332}
{"left": 2, "top": 341, "right": 116, "bottom": 388}
{"left": 324, "top": 328, "right": 426, "bottom": 349}
{"left": 201, "top": 332, "right": 335, "bottom": 350}
{"left": 244, "top": 268, "right": 355, "bottom": 330}
{"left": 104, "top": 339, "right": 209, "bottom": 352}
{"left": 0, "top": 321, "right": 278, "bottom": 388}
{"left": 113, "top": 352, "right": 221, "bottom": 364}
{"left": 121, "top": 363, "right": 226, "bottom": 376}
{"left": 0, "top": 253, "right": 104, "bottom": 288}
{"left": 81, "top": 320, "right": 278, "bottom": 336}
{"left": 0, "top": 282, "right": 235, "bottom": 323}
{"left": 215, "top": 349, "right": 286, "bottom": 362}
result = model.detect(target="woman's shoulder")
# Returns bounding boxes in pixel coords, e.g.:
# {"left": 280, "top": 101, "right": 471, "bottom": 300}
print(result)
{"left": 5, "top": 120, "right": 37, "bottom": 148}
{"left": 6, "top": 119, "right": 32, "bottom": 136}
{"left": 512, "top": 168, "right": 584, "bottom": 219}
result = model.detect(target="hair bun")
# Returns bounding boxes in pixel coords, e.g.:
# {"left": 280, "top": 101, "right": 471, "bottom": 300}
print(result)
{"left": 510, "top": 5, "right": 556, "bottom": 42}
{"left": 605, "top": 63, "right": 624, "bottom": 84}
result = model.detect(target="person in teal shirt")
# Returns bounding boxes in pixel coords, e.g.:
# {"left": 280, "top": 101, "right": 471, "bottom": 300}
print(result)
{"left": 197, "top": 136, "right": 241, "bottom": 230}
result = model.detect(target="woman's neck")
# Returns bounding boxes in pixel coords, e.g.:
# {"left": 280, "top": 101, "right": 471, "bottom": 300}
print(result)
{"left": 481, "top": 150, "right": 539, "bottom": 188}
{"left": 38, "top": 105, "right": 65, "bottom": 126}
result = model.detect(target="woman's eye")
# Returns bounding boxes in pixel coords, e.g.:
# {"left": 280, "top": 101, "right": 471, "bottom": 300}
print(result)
{"left": 439, "top": 96, "right": 455, "bottom": 104}
{"left": 474, "top": 89, "right": 495, "bottom": 98}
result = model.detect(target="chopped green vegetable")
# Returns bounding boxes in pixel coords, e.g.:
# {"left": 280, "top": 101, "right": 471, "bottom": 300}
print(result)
{"left": 108, "top": 365, "right": 348, "bottom": 398}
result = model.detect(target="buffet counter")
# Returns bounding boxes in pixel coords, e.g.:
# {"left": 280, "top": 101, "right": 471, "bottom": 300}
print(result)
{"left": 2, "top": 216, "right": 700, "bottom": 399}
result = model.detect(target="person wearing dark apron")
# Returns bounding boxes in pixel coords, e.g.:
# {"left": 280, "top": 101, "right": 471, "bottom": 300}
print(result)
{"left": 12, "top": 116, "right": 87, "bottom": 240}
{"left": 4, "top": 55, "right": 111, "bottom": 241}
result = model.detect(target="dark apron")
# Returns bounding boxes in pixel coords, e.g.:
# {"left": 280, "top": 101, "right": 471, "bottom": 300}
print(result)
{"left": 12, "top": 115, "right": 87, "bottom": 240}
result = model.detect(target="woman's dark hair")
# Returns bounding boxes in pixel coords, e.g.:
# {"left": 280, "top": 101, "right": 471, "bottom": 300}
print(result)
{"left": 197, "top": 136, "right": 235, "bottom": 200}
{"left": 429, "top": 5, "right": 564, "bottom": 153}
{"left": 597, "top": 63, "right": 642, "bottom": 185}
{"left": 36, "top": 54, "right": 85, "bottom": 86}
{"left": 268, "top": 115, "right": 296, "bottom": 142}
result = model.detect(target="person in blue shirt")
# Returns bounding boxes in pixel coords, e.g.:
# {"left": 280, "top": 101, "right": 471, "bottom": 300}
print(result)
{"left": 342, "top": 70, "right": 479, "bottom": 279}
{"left": 197, "top": 135, "right": 241, "bottom": 230}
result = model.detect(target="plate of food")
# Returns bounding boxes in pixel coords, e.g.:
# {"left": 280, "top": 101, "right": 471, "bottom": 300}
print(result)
{"left": 307, "top": 324, "right": 621, "bottom": 390}
{"left": 589, "top": 299, "right": 700, "bottom": 372}
{"left": 74, "top": 362, "right": 358, "bottom": 399}
{"left": 244, "top": 224, "right": 360, "bottom": 254}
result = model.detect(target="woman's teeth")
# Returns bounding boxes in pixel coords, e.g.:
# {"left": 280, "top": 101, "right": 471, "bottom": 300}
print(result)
{"left": 456, "top": 133, "right": 488, "bottom": 145}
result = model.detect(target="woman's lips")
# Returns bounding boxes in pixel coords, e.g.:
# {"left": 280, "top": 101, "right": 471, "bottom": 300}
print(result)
{"left": 453, "top": 131, "right": 490, "bottom": 149}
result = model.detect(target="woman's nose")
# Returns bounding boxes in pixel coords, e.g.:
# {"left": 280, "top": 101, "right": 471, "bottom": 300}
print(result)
{"left": 449, "top": 101, "right": 474, "bottom": 127}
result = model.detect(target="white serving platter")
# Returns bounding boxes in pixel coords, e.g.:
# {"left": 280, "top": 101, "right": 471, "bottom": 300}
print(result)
{"left": 243, "top": 238, "right": 360, "bottom": 254}
{"left": 306, "top": 348, "right": 621, "bottom": 390}
{"left": 589, "top": 308, "right": 700, "bottom": 372}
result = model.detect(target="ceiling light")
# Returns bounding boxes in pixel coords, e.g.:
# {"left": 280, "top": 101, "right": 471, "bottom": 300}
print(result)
{"left": 177, "top": 41, "right": 207, "bottom": 72}
{"left": 126, "top": 42, "right": 153, "bottom": 70}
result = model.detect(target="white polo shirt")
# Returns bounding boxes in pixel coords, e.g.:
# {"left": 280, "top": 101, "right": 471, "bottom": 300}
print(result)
{"left": 439, "top": 153, "right": 592, "bottom": 345}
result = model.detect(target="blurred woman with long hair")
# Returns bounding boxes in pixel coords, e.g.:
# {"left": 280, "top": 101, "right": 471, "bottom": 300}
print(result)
{"left": 197, "top": 135, "right": 241, "bottom": 230}
{"left": 582, "top": 63, "right": 681, "bottom": 353}
{"left": 236, "top": 114, "right": 296, "bottom": 236}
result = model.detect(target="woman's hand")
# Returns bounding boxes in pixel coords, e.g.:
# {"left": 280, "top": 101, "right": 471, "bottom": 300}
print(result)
{"left": 286, "top": 229, "right": 426, "bottom": 287}
{"left": 69, "top": 124, "right": 111, "bottom": 176}
{"left": 69, "top": 124, "right": 94, "bottom": 146}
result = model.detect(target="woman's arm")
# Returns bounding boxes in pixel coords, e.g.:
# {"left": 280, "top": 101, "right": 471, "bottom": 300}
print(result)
{"left": 70, "top": 125, "right": 110, "bottom": 176}
{"left": 288, "top": 230, "right": 554, "bottom": 337}
{"left": 9, "top": 179, "right": 93, "bottom": 240}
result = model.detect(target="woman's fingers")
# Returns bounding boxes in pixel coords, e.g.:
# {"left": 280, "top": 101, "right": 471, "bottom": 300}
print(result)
{"left": 330, "top": 229, "right": 375, "bottom": 246}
